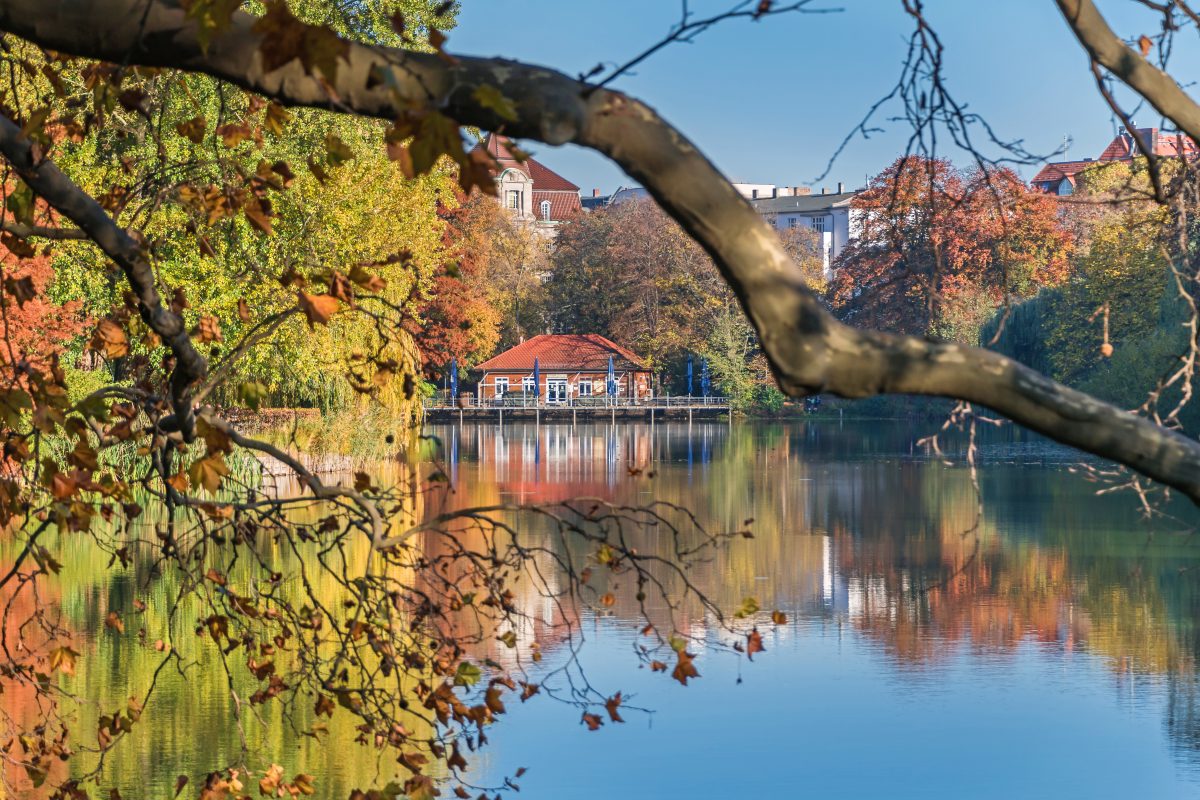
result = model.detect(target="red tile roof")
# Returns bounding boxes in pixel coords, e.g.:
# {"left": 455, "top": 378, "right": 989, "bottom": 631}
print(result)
{"left": 476, "top": 334, "right": 648, "bottom": 372}
{"left": 1032, "top": 128, "right": 1198, "bottom": 192}
{"left": 1031, "top": 160, "right": 1094, "bottom": 185}
{"left": 528, "top": 158, "right": 579, "bottom": 192}
{"left": 533, "top": 190, "right": 582, "bottom": 221}
{"left": 1096, "top": 128, "right": 1196, "bottom": 161}
{"left": 477, "top": 134, "right": 578, "bottom": 190}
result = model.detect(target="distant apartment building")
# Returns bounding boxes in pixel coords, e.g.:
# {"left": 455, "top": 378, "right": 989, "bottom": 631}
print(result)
{"left": 1031, "top": 126, "right": 1197, "bottom": 195}
{"left": 478, "top": 133, "right": 582, "bottom": 238}
{"left": 750, "top": 183, "right": 860, "bottom": 276}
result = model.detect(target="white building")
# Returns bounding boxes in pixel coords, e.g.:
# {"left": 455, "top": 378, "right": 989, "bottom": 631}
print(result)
{"left": 478, "top": 134, "right": 583, "bottom": 239}
{"left": 750, "top": 185, "right": 860, "bottom": 276}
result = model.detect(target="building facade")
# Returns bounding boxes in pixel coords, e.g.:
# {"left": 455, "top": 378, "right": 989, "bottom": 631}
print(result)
{"left": 475, "top": 334, "right": 652, "bottom": 403}
{"left": 479, "top": 134, "right": 583, "bottom": 238}
{"left": 1032, "top": 127, "right": 1197, "bottom": 195}
{"left": 750, "top": 186, "right": 860, "bottom": 276}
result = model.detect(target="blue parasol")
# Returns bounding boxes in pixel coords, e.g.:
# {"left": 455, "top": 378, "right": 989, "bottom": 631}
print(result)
{"left": 533, "top": 357, "right": 540, "bottom": 402}
{"left": 607, "top": 356, "right": 616, "bottom": 397}
{"left": 700, "top": 358, "right": 711, "bottom": 397}
{"left": 449, "top": 357, "right": 458, "bottom": 400}
{"left": 687, "top": 354, "right": 694, "bottom": 396}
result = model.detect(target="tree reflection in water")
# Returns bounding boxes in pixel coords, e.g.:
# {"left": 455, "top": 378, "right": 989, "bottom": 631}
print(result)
{"left": 21, "top": 419, "right": 1200, "bottom": 796}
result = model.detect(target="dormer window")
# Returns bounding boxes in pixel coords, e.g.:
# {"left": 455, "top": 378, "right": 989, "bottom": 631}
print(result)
{"left": 506, "top": 189, "right": 523, "bottom": 211}
{"left": 540, "top": 199, "right": 552, "bottom": 221}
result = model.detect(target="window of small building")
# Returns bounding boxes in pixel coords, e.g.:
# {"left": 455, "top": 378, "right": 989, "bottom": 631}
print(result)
{"left": 522, "top": 376, "right": 535, "bottom": 393}
{"left": 579, "top": 381, "right": 593, "bottom": 396}
{"left": 506, "top": 190, "right": 523, "bottom": 211}
{"left": 495, "top": 377, "right": 509, "bottom": 394}
{"left": 540, "top": 199, "right": 552, "bottom": 220}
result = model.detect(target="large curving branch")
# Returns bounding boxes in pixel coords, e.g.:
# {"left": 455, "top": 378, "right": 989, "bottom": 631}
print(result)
{"left": 0, "top": 112, "right": 206, "bottom": 438}
{"left": 4, "top": 0, "right": 1200, "bottom": 500}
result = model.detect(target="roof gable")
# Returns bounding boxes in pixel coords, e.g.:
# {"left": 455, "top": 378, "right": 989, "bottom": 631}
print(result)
{"left": 477, "top": 134, "right": 580, "bottom": 194}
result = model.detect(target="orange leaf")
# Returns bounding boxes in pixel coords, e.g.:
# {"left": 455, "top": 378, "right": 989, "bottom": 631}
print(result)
{"left": 604, "top": 692, "right": 624, "bottom": 723}
{"left": 297, "top": 291, "right": 339, "bottom": 327}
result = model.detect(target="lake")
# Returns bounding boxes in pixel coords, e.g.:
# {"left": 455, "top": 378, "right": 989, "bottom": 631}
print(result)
{"left": 45, "top": 419, "right": 1200, "bottom": 798}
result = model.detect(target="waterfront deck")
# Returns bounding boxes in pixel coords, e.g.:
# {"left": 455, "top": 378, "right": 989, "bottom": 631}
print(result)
{"left": 423, "top": 394, "right": 729, "bottom": 422}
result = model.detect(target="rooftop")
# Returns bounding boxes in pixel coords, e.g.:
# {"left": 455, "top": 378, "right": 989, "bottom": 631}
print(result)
{"left": 751, "top": 190, "right": 859, "bottom": 213}
{"left": 476, "top": 334, "right": 648, "bottom": 372}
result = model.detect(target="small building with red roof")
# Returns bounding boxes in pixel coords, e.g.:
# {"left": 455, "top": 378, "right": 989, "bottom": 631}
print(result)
{"left": 474, "top": 334, "right": 651, "bottom": 403}
{"left": 477, "top": 134, "right": 582, "bottom": 238}
{"left": 1032, "top": 127, "right": 1197, "bottom": 195}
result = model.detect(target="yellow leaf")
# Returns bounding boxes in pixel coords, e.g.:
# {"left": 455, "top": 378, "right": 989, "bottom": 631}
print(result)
{"left": 188, "top": 453, "right": 230, "bottom": 494}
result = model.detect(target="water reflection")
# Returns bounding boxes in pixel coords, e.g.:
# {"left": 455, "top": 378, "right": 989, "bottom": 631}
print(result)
{"left": 26, "top": 420, "right": 1200, "bottom": 797}
{"left": 429, "top": 420, "right": 1200, "bottom": 796}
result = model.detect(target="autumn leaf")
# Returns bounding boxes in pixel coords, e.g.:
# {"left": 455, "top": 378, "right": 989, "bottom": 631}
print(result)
{"left": 216, "top": 122, "right": 252, "bottom": 148}
{"left": 472, "top": 85, "right": 518, "bottom": 122}
{"left": 734, "top": 596, "right": 760, "bottom": 619}
{"left": 3, "top": 274, "right": 35, "bottom": 305}
{"left": 188, "top": 453, "right": 230, "bottom": 494}
{"left": 746, "top": 628, "right": 765, "bottom": 661}
{"left": 175, "top": 115, "right": 207, "bottom": 143}
{"left": 306, "top": 155, "right": 329, "bottom": 184}
{"left": 180, "top": 0, "right": 241, "bottom": 50}
{"left": 325, "top": 133, "right": 355, "bottom": 166}
{"left": 105, "top": 610, "right": 125, "bottom": 634}
{"left": 90, "top": 319, "right": 129, "bottom": 359}
{"left": 297, "top": 291, "right": 339, "bottom": 327}
{"left": 604, "top": 692, "right": 624, "bottom": 723}
{"left": 581, "top": 712, "right": 603, "bottom": 731}
{"left": 194, "top": 314, "right": 222, "bottom": 343}
{"left": 771, "top": 610, "right": 787, "bottom": 625}
{"left": 314, "top": 693, "right": 335, "bottom": 717}
{"left": 253, "top": 1, "right": 349, "bottom": 82}
{"left": 453, "top": 661, "right": 481, "bottom": 687}
{"left": 167, "top": 471, "right": 189, "bottom": 493}
{"left": 48, "top": 645, "right": 79, "bottom": 675}
{"left": 263, "top": 102, "right": 292, "bottom": 136}
{"left": 671, "top": 649, "right": 699, "bottom": 686}
{"left": 484, "top": 685, "right": 506, "bottom": 714}
{"left": 173, "top": 775, "right": 188, "bottom": 797}
{"left": 1139, "top": 34, "right": 1152, "bottom": 57}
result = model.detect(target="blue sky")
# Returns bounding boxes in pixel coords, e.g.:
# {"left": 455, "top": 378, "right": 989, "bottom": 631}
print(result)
{"left": 450, "top": 0, "right": 1199, "bottom": 193}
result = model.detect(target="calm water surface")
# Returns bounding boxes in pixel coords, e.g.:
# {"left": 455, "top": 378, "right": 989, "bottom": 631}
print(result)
{"left": 53, "top": 421, "right": 1200, "bottom": 798}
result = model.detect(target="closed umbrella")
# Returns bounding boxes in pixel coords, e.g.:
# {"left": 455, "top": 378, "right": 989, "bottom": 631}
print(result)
{"left": 533, "top": 357, "right": 540, "bottom": 403}
{"left": 449, "top": 357, "right": 458, "bottom": 401}
{"left": 701, "top": 358, "right": 711, "bottom": 397}
{"left": 607, "top": 356, "right": 616, "bottom": 398}
{"left": 687, "top": 355, "right": 694, "bottom": 396}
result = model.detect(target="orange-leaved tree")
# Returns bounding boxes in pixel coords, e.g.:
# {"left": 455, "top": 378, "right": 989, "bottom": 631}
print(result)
{"left": 831, "top": 157, "right": 1073, "bottom": 341}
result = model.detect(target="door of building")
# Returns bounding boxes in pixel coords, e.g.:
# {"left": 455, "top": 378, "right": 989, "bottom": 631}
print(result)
{"left": 547, "top": 379, "right": 568, "bottom": 404}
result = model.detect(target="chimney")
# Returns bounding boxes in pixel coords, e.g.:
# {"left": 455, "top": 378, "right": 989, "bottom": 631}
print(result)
{"left": 592, "top": 188, "right": 600, "bottom": 197}
{"left": 837, "top": 181, "right": 844, "bottom": 193}
{"left": 821, "top": 187, "right": 827, "bottom": 195}
{"left": 771, "top": 187, "right": 778, "bottom": 199}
